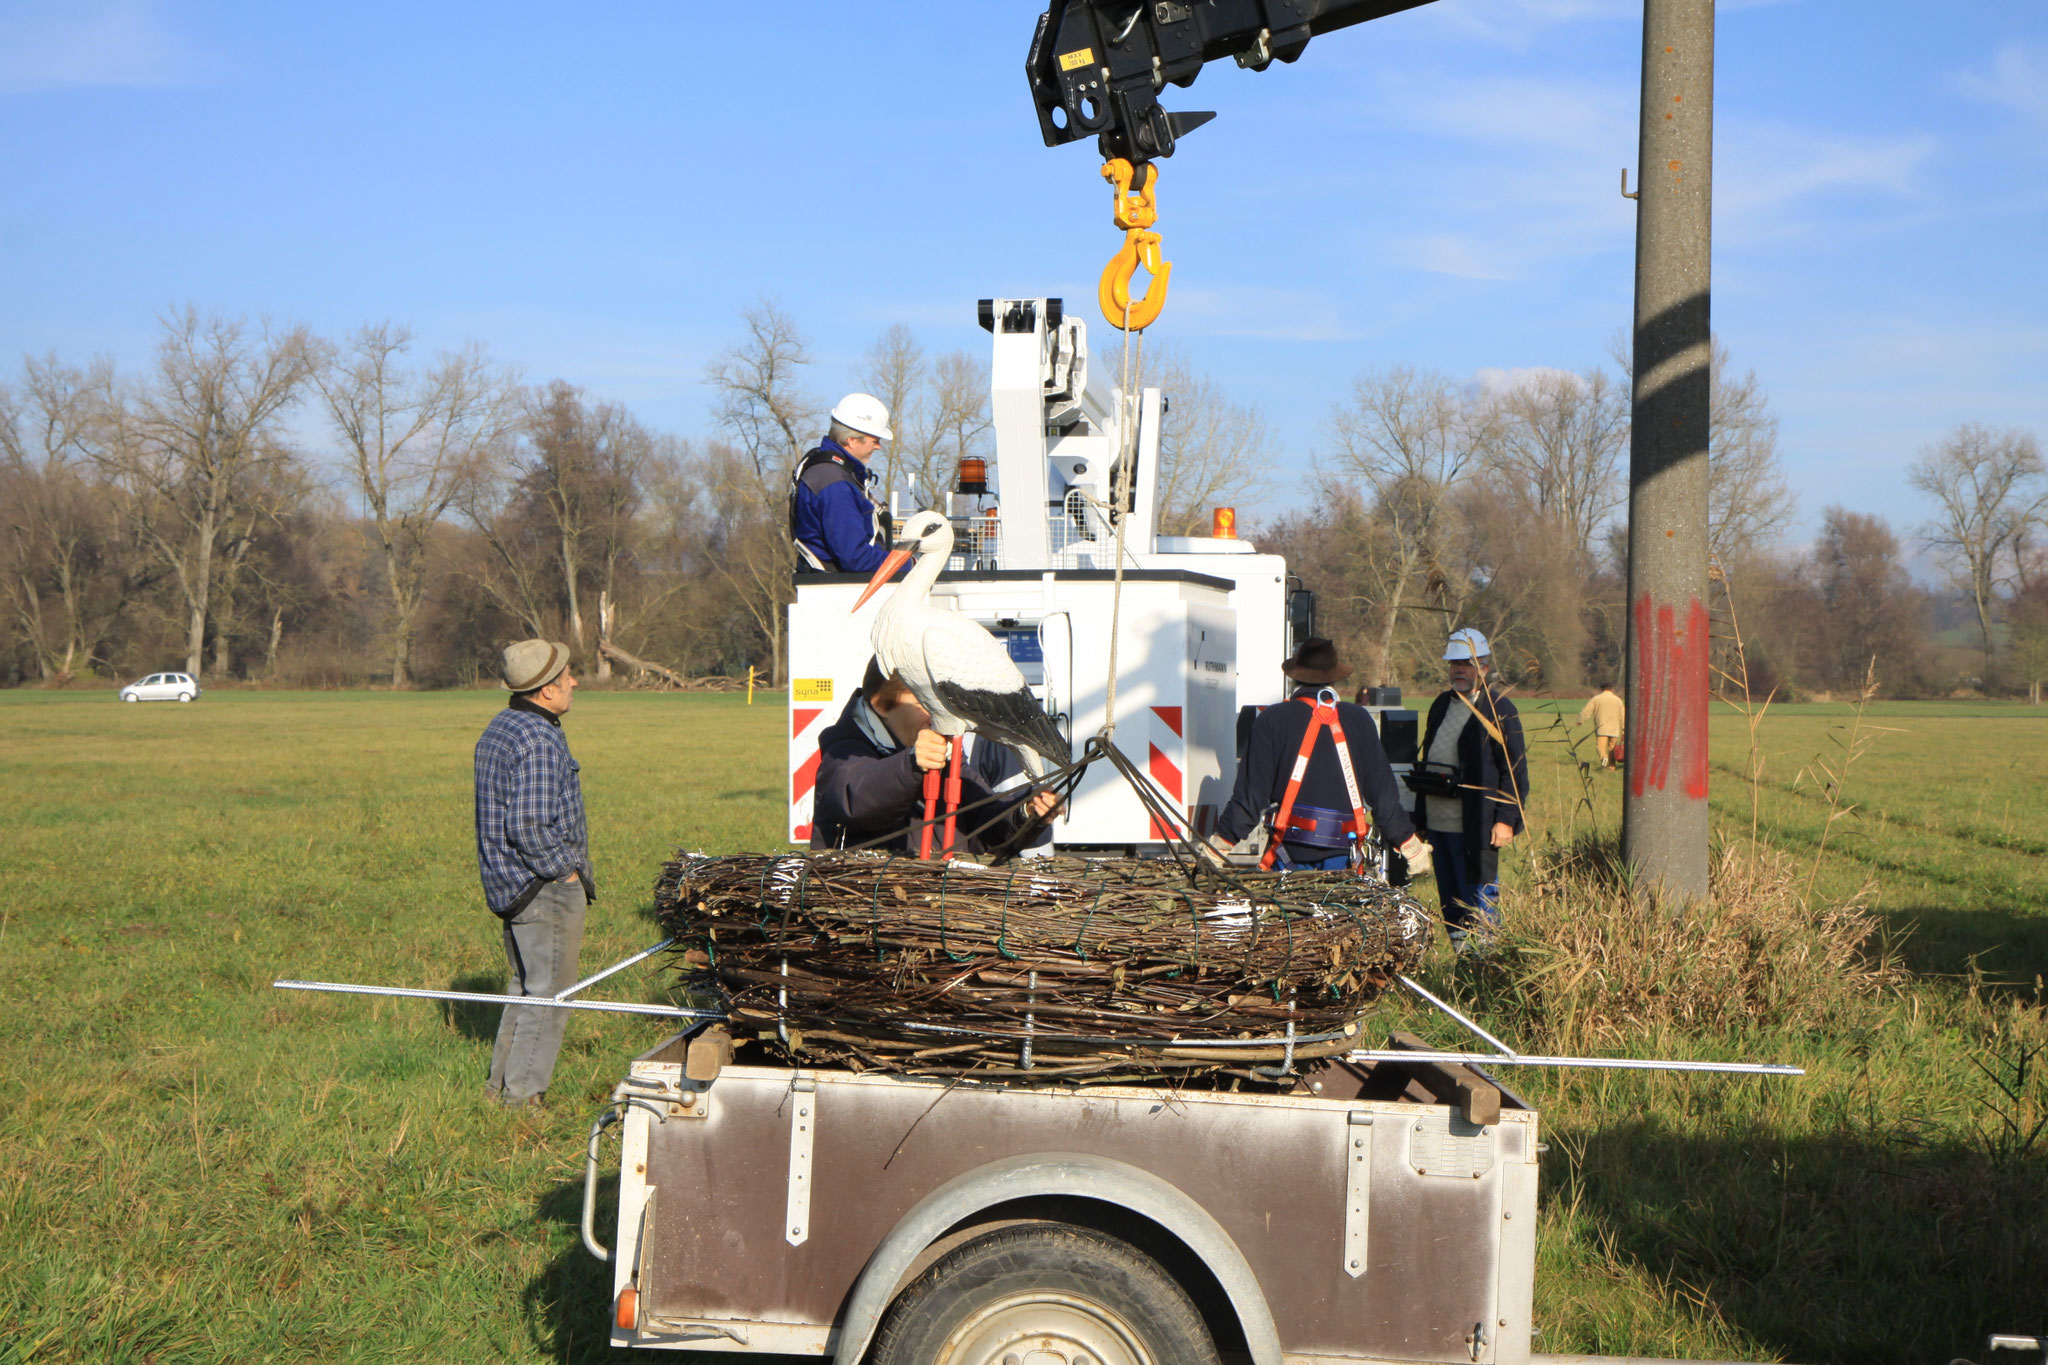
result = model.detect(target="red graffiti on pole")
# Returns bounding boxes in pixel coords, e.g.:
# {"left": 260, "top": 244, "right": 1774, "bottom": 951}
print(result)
{"left": 1631, "top": 594, "right": 1710, "bottom": 801}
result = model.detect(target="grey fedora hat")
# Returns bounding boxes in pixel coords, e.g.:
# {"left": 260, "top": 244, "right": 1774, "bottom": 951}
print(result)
{"left": 501, "top": 639, "right": 571, "bottom": 692}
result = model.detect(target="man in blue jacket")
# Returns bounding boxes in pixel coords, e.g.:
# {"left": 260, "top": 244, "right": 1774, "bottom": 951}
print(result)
{"left": 474, "top": 638, "right": 595, "bottom": 1108}
{"left": 790, "top": 393, "right": 895, "bottom": 574}
{"left": 811, "top": 657, "right": 1061, "bottom": 857}
{"left": 1415, "top": 628, "right": 1529, "bottom": 952}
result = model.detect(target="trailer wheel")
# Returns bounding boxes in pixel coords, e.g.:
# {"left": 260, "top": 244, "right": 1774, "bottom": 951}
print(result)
{"left": 869, "top": 1223, "right": 1220, "bottom": 1365}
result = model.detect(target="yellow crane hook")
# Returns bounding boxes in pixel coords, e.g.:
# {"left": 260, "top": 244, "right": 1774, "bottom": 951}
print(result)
{"left": 1098, "top": 158, "right": 1171, "bottom": 331}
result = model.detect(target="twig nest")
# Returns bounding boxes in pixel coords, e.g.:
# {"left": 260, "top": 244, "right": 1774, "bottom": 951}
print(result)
{"left": 653, "top": 851, "right": 1430, "bottom": 1081}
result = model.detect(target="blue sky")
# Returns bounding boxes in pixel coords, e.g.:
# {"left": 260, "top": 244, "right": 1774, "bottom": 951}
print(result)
{"left": 3, "top": 1, "right": 2043, "bottom": 547}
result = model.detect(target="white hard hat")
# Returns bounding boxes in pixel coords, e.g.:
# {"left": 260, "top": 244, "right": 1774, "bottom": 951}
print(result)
{"left": 1443, "top": 627, "right": 1491, "bottom": 662}
{"left": 830, "top": 393, "right": 893, "bottom": 442}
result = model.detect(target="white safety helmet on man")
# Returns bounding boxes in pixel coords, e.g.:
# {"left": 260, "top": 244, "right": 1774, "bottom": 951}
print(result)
{"left": 1443, "top": 627, "right": 1492, "bottom": 662}
{"left": 829, "top": 393, "right": 893, "bottom": 442}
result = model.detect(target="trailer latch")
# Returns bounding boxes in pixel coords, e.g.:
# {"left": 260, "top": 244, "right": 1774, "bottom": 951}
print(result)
{"left": 1343, "top": 1109, "right": 1376, "bottom": 1279}
{"left": 786, "top": 1076, "right": 817, "bottom": 1246}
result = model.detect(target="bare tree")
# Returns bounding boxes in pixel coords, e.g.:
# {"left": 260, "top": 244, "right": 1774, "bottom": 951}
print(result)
{"left": 98, "top": 310, "right": 313, "bottom": 677}
{"left": 455, "top": 453, "right": 555, "bottom": 641}
{"left": 0, "top": 356, "right": 158, "bottom": 678}
{"left": 1322, "top": 367, "right": 1495, "bottom": 685}
{"left": 2009, "top": 584, "right": 2048, "bottom": 705}
{"left": 1148, "top": 345, "right": 1274, "bottom": 538}
{"left": 859, "top": 323, "right": 927, "bottom": 506}
{"left": 923, "top": 349, "right": 994, "bottom": 508}
{"left": 1801, "top": 507, "right": 1929, "bottom": 694}
{"left": 514, "top": 382, "right": 655, "bottom": 676}
{"left": 704, "top": 300, "right": 819, "bottom": 684}
{"left": 315, "top": 325, "right": 518, "bottom": 687}
{"left": 1613, "top": 335, "right": 1794, "bottom": 561}
{"left": 706, "top": 299, "right": 819, "bottom": 505}
{"left": 1486, "top": 366, "right": 1629, "bottom": 571}
{"left": 1908, "top": 423, "right": 2048, "bottom": 671}
{"left": 1707, "top": 343, "right": 1794, "bottom": 560}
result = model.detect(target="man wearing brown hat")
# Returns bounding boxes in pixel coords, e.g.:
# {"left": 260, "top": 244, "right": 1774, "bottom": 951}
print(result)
{"left": 1215, "top": 637, "right": 1431, "bottom": 876}
{"left": 473, "top": 639, "right": 596, "bottom": 1108}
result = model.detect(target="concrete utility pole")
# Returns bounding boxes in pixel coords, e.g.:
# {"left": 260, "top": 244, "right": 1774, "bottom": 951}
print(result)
{"left": 1622, "top": 0, "right": 1714, "bottom": 904}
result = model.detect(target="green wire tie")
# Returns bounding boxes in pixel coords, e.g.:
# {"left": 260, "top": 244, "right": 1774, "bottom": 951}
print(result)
{"left": 995, "top": 871, "right": 1020, "bottom": 960}
{"left": 753, "top": 859, "right": 776, "bottom": 934}
{"left": 1072, "top": 879, "right": 1105, "bottom": 962}
{"left": 936, "top": 863, "right": 969, "bottom": 962}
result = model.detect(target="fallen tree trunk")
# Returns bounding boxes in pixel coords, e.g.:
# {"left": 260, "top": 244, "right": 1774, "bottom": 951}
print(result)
{"left": 599, "top": 640, "right": 689, "bottom": 689}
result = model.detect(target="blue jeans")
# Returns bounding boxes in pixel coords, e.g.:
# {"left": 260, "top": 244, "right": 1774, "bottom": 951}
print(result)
{"left": 1279, "top": 849, "right": 1352, "bottom": 871}
{"left": 1425, "top": 831, "right": 1500, "bottom": 941}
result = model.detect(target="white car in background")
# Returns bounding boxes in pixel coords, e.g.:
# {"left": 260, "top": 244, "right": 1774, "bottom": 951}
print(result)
{"left": 120, "top": 672, "right": 202, "bottom": 703}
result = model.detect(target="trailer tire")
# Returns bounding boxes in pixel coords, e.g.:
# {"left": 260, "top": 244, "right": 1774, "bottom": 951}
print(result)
{"left": 869, "top": 1222, "right": 1220, "bottom": 1365}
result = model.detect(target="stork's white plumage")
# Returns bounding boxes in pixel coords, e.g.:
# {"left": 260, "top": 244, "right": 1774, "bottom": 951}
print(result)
{"left": 852, "top": 511, "right": 1070, "bottom": 778}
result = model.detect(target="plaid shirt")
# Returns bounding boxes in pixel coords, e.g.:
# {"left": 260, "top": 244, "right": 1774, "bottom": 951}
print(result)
{"left": 474, "top": 703, "right": 593, "bottom": 916}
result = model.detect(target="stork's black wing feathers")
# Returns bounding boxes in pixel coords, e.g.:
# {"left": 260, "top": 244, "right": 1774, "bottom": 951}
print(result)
{"left": 931, "top": 678, "right": 1069, "bottom": 774}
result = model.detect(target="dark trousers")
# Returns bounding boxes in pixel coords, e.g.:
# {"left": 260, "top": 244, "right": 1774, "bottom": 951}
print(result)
{"left": 1425, "top": 831, "right": 1500, "bottom": 940}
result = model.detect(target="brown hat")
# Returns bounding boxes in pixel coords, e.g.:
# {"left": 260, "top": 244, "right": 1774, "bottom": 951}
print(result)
{"left": 1282, "top": 636, "right": 1352, "bottom": 685}
{"left": 500, "top": 639, "right": 571, "bottom": 692}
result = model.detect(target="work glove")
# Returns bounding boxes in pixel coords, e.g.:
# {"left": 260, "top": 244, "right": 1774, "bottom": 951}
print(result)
{"left": 1397, "top": 835, "right": 1433, "bottom": 879}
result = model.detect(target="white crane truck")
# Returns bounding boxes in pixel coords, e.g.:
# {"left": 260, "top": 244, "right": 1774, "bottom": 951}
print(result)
{"left": 785, "top": 296, "right": 1422, "bottom": 858}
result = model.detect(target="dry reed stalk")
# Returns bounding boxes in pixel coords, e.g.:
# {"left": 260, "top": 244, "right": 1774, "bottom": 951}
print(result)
{"left": 1794, "top": 658, "right": 1900, "bottom": 909}
{"left": 1466, "top": 834, "right": 1904, "bottom": 1051}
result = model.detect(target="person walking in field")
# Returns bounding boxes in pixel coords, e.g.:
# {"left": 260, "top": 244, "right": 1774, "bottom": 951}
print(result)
{"left": 474, "top": 639, "right": 596, "bottom": 1109}
{"left": 1578, "top": 682, "right": 1625, "bottom": 770}
{"left": 1413, "top": 628, "right": 1528, "bottom": 952}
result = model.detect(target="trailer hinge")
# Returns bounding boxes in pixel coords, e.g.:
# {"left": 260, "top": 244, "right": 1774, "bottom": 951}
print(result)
{"left": 785, "top": 1077, "right": 817, "bottom": 1246}
{"left": 1343, "top": 1110, "right": 1374, "bottom": 1279}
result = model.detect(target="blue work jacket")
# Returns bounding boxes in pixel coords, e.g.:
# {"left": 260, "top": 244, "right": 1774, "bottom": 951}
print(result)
{"left": 790, "top": 439, "right": 888, "bottom": 574}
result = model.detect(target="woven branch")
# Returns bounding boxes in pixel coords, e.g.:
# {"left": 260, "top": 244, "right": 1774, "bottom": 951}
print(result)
{"left": 654, "top": 852, "right": 1431, "bottom": 1079}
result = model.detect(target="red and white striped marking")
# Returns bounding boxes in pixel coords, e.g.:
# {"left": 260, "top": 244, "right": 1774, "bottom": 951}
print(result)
{"left": 789, "top": 706, "right": 829, "bottom": 843}
{"left": 1148, "top": 705, "right": 1183, "bottom": 841}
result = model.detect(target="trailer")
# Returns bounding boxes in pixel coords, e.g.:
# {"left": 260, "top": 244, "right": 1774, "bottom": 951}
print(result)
{"left": 588, "top": 1026, "right": 1544, "bottom": 1365}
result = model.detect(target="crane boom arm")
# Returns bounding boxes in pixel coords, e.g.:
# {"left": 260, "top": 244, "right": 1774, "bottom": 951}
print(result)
{"left": 1027, "top": 0, "right": 1438, "bottom": 167}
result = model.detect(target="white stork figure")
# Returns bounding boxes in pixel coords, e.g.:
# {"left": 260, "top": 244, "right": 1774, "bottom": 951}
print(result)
{"left": 852, "top": 511, "right": 1070, "bottom": 855}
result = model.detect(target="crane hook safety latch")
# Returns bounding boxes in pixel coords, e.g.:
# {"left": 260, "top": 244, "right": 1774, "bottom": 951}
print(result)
{"left": 1098, "top": 157, "right": 1171, "bottom": 331}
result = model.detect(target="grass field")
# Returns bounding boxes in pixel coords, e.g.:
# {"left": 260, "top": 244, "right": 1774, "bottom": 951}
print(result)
{"left": 0, "top": 688, "right": 2041, "bottom": 1364}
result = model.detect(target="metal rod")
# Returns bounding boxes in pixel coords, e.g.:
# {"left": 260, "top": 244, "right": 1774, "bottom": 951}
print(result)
{"left": 1021, "top": 969, "right": 1037, "bottom": 1070}
{"left": 274, "top": 984, "right": 1801, "bottom": 1074}
{"left": 1345, "top": 1049, "right": 1801, "bottom": 1077}
{"left": 274, "top": 979, "right": 721, "bottom": 1019}
{"left": 555, "top": 936, "right": 676, "bottom": 1000}
{"left": 1622, "top": 0, "right": 1715, "bottom": 904}
{"left": 1398, "top": 974, "right": 1520, "bottom": 1057}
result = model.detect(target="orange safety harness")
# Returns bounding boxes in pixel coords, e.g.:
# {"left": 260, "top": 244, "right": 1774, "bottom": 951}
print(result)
{"left": 1260, "top": 688, "right": 1372, "bottom": 872}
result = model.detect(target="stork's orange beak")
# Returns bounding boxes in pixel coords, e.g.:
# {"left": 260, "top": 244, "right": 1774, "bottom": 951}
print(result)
{"left": 851, "top": 547, "right": 914, "bottom": 612}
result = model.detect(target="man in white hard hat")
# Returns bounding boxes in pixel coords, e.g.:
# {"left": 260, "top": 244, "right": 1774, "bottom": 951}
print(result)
{"left": 1411, "top": 627, "right": 1528, "bottom": 952}
{"left": 789, "top": 393, "right": 895, "bottom": 574}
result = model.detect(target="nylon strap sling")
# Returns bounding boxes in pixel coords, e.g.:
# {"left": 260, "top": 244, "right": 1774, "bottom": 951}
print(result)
{"left": 1260, "top": 688, "right": 1372, "bottom": 872}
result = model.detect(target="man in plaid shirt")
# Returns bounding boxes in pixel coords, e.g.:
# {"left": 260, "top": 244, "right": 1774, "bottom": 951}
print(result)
{"left": 475, "top": 638, "right": 597, "bottom": 1108}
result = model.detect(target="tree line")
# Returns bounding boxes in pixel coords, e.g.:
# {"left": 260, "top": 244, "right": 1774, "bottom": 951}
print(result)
{"left": 1266, "top": 348, "right": 2048, "bottom": 704}
{"left": 5, "top": 304, "right": 2044, "bottom": 702}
